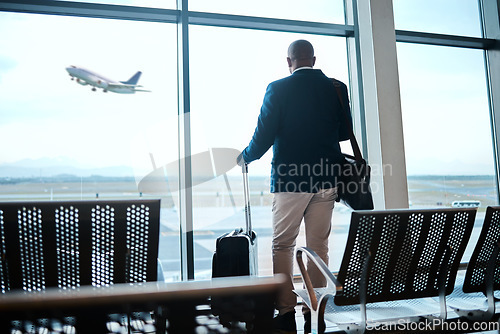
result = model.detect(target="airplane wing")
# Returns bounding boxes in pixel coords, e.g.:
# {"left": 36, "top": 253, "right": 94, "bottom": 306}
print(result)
{"left": 107, "top": 82, "right": 151, "bottom": 92}
{"left": 107, "top": 83, "right": 142, "bottom": 88}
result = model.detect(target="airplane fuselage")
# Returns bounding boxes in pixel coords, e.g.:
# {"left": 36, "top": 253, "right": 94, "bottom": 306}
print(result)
{"left": 66, "top": 66, "right": 147, "bottom": 94}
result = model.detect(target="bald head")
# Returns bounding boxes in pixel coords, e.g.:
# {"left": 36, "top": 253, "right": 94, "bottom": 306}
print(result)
{"left": 287, "top": 40, "right": 316, "bottom": 73}
{"left": 288, "top": 40, "right": 314, "bottom": 61}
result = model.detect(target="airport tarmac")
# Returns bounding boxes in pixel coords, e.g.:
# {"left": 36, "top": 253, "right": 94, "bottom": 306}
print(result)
{"left": 0, "top": 175, "right": 495, "bottom": 281}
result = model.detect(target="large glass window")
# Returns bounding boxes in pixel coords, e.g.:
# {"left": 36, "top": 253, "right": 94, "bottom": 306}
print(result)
{"left": 2, "top": 0, "right": 496, "bottom": 282}
{"left": 189, "top": 0, "right": 345, "bottom": 24}
{"left": 393, "top": 0, "right": 482, "bottom": 37}
{"left": 189, "top": 26, "right": 351, "bottom": 278}
{"left": 0, "top": 12, "right": 180, "bottom": 280}
{"left": 397, "top": 42, "right": 496, "bottom": 259}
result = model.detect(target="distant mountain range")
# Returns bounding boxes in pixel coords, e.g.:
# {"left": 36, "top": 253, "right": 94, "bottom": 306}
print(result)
{"left": 0, "top": 157, "right": 134, "bottom": 178}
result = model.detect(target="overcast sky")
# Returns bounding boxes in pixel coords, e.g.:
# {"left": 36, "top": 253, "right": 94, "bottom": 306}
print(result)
{"left": 0, "top": 0, "right": 492, "bottom": 177}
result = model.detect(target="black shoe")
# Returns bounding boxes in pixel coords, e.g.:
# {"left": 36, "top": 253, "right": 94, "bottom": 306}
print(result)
{"left": 303, "top": 312, "right": 326, "bottom": 334}
{"left": 273, "top": 310, "right": 297, "bottom": 334}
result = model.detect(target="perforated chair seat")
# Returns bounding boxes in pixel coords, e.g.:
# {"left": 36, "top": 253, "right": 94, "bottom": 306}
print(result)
{"left": 295, "top": 288, "right": 443, "bottom": 327}
{"left": 331, "top": 298, "right": 443, "bottom": 327}
{"left": 446, "top": 271, "right": 499, "bottom": 320}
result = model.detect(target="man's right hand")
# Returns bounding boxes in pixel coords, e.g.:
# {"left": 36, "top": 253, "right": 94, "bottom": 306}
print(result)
{"left": 236, "top": 153, "right": 245, "bottom": 166}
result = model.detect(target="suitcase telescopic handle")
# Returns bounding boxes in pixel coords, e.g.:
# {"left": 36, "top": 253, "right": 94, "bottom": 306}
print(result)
{"left": 242, "top": 163, "right": 252, "bottom": 235}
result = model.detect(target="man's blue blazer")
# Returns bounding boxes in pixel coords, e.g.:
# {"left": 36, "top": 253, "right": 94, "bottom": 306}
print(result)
{"left": 242, "top": 68, "right": 352, "bottom": 193}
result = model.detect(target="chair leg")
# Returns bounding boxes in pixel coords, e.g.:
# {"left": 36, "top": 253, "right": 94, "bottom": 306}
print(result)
{"left": 437, "top": 246, "right": 452, "bottom": 320}
{"left": 74, "top": 309, "right": 108, "bottom": 334}
{"left": 153, "top": 305, "right": 167, "bottom": 333}
{"left": 484, "top": 241, "right": 500, "bottom": 320}
{"left": 310, "top": 309, "right": 319, "bottom": 334}
{"left": 359, "top": 250, "right": 373, "bottom": 332}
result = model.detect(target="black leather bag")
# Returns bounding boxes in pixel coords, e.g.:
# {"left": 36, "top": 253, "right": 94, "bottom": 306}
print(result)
{"left": 338, "top": 153, "right": 374, "bottom": 210}
{"left": 333, "top": 80, "right": 374, "bottom": 210}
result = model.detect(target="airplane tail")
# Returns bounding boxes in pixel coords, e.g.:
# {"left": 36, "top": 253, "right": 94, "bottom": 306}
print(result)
{"left": 121, "top": 71, "right": 142, "bottom": 85}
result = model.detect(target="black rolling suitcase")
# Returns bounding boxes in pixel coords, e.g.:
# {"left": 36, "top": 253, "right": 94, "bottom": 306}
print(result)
{"left": 212, "top": 163, "right": 258, "bottom": 277}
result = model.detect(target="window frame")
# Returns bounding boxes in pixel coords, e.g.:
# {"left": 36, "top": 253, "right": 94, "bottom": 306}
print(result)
{"left": 0, "top": 0, "right": 498, "bottom": 278}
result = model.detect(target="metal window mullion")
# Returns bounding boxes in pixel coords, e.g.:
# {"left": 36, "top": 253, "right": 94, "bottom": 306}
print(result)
{"left": 480, "top": 0, "right": 500, "bottom": 204}
{"left": 188, "top": 11, "right": 354, "bottom": 37}
{"left": 0, "top": 0, "right": 178, "bottom": 23}
{"left": 485, "top": 49, "right": 500, "bottom": 205}
{"left": 345, "top": 0, "right": 368, "bottom": 158}
{"left": 395, "top": 30, "right": 496, "bottom": 50}
{"left": 177, "top": 0, "right": 194, "bottom": 281}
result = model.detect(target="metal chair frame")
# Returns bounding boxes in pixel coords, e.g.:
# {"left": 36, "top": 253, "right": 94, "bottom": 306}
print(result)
{"left": 296, "top": 207, "right": 477, "bottom": 333}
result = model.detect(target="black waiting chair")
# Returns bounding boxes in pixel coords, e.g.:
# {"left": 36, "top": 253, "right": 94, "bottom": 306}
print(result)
{"left": 295, "top": 207, "right": 477, "bottom": 333}
{"left": 0, "top": 199, "right": 161, "bottom": 332}
{"left": 0, "top": 275, "right": 283, "bottom": 334}
{"left": 447, "top": 205, "right": 500, "bottom": 320}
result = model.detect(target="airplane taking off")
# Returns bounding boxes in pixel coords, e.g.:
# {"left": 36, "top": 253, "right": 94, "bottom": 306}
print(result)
{"left": 66, "top": 65, "right": 151, "bottom": 94}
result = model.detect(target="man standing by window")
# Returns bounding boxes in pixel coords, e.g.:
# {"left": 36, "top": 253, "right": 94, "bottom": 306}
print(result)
{"left": 238, "top": 39, "right": 352, "bottom": 333}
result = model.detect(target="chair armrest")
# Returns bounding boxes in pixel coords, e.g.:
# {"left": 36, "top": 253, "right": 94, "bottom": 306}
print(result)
{"left": 296, "top": 247, "right": 341, "bottom": 312}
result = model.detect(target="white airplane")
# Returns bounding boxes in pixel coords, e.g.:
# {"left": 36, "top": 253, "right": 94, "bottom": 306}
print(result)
{"left": 66, "top": 65, "right": 151, "bottom": 94}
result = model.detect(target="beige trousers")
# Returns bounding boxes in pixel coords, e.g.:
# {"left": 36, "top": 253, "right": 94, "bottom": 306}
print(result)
{"left": 272, "top": 187, "right": 337, "bottom": 315}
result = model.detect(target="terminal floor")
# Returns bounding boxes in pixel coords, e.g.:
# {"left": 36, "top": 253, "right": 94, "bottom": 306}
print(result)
{"left": 291, "top": 305, "right": 500, "bottom": 334}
